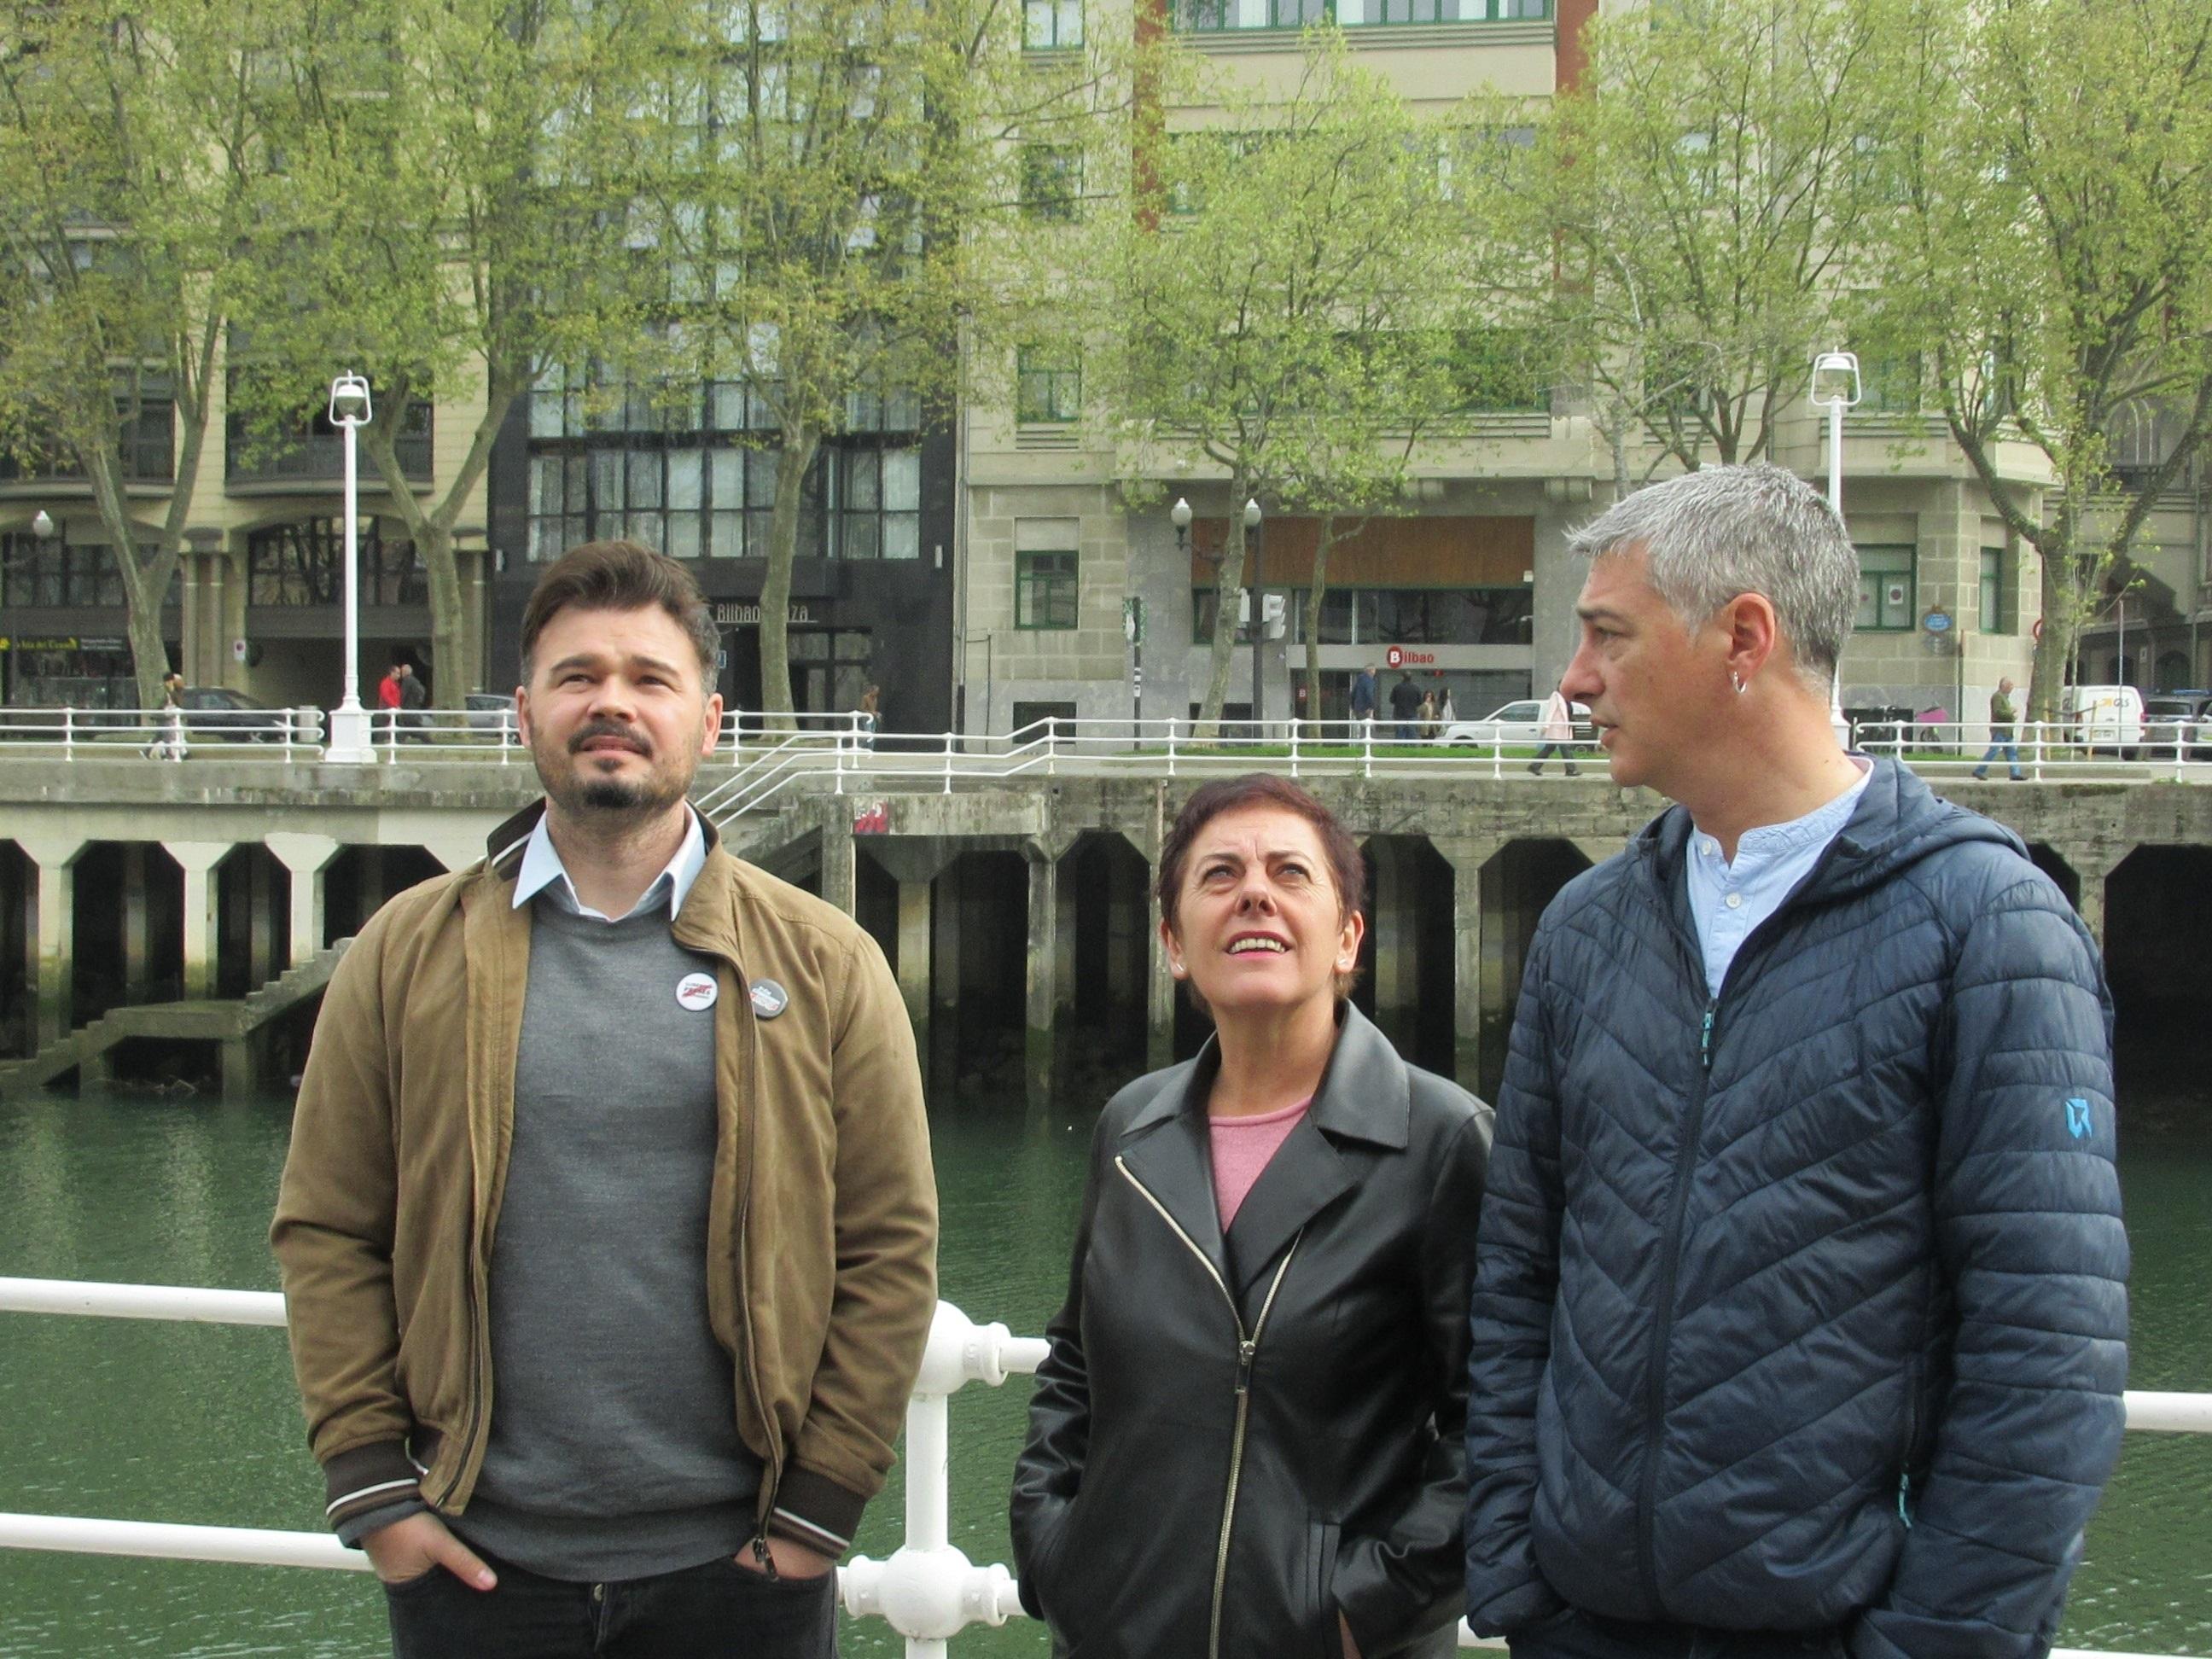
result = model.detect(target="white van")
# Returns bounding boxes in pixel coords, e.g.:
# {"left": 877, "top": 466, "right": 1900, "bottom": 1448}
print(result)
{"left": 2061, "top": 685, "right": 2145, "bottom": 754}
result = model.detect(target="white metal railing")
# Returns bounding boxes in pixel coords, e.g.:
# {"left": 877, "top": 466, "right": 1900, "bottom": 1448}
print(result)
{"left": 0, "top": 1277, "right": 2204, "bottom": 1657}
{"left": 3, "top": 704, "right": 2209, "bottom": 790}
{"left": 694, "top": 712, "right": 2212, "bottom": 825}
{"left": 0, "top": 1277, "right": 1041, "bottom": 1659}
{"left": 0, "top": 704, "right": 324, "bottom": 760}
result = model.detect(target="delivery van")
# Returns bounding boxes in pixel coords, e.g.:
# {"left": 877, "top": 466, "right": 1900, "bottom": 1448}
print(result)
{"left": 2062, "top": 684, "right": 2145, "bottom": 755}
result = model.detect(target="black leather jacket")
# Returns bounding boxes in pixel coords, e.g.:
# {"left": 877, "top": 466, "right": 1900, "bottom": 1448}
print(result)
{"left": 1011, "top": 1006, "right": 1493, "bottom": 1659}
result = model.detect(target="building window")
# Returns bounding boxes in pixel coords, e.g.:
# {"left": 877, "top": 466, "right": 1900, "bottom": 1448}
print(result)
{"left": 226, "top": 376, "right": 432, "bottom": 484}
{"left": 1017, "top": 348, "right": 1082, "bottom": 424}
{"left": 1194, "top": 585, "right": 1534, "bottom": 644}
{"left": 0, "top": 534, "right": 126, "bottom": 608}
{"left": 0, "top": 380, "right": 174, "bottom": 485}
{"left": 1855, "top": 545, "right": 1916, "bottom": 632}
{"left": 1020, "top": 145, "right": 1084, "bottom": 222}
{"left": 1017, "top": 550, "right": 1079, "bottom": 629}
{"left": 1858, "top": 353, "right": 1924, "bottom": 416}
{"left": 1447, "top": 328, "right": 1547, "bottom": 414}
{"left": 1978, "top": 546, "right": 2013, "bottom": 634}
{"left": 526, "top": 363, "right": 919, "bottom": 562}
{"left": 1023, "top": 0, "right": 1082, "bottom": 47}
{"left": 1173, "top": 0, "right": 1547, "bottom": 27}
{"left": 247, "top": 519, "right": 425, "bottom": 607}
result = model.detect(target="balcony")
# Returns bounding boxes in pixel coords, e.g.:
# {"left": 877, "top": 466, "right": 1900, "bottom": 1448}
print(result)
{"left": 0, "top": 430, "right": 176, "bottom": 491}
{"left": 225, "top": 412, "right": 434, "bottom": 493}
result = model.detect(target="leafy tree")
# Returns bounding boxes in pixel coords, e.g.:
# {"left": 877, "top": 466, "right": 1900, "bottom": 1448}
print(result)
{"left": 232, "top": 0, "right": 659, "bottom": 703}
{"left": 624, "top": 0, "right": 1090, "bottom": 724}
{"left": 1519, "top": 0, "right": 1902, "bottom": 481}
{"left": 0, "top": 0, "right": 290, "bottom": 707}
{"left": 1861, "top": 0, "right": 2212, "bottom": 717}
{"left": 1079, "top": 30, "right": 1466, "bottom": 736}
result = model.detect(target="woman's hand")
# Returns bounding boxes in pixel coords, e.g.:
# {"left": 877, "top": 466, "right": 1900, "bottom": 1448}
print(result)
{"left": 1340, "top": 1610, "right": 1364, "bottom": 1659}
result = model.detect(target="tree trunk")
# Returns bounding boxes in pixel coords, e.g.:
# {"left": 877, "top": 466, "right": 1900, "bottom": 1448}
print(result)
{"left": 1304, "top": 513, "right": 1338, "bottom": 723}
{"left": 79, "top": 441, "right": 180, "bottom": 709}
{"left": 2028, "top": 533, "right": 2077, "bottom": 725}
{"left": 759, "top": 422, "right": 824, "bottom": 729}
{"left": 1195, "top": 464, "right": 1249, "bottom": 742}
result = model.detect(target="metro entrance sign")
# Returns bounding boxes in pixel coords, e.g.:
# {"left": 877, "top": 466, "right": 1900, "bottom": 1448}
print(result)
{"left": 1384, "top": 644, "right": 1438, "bottom": 669}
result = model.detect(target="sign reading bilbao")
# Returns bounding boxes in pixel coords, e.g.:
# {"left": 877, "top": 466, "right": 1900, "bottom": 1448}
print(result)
{"left": 1384, "top": 645, "right": 1438, "bottom": 668}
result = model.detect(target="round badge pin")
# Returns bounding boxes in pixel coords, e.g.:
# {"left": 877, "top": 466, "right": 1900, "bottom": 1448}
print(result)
{"left": 748, "top": 979, "right": 790, "bottom": 1020}
{"left": 675, "top": 971, "right": 719, "bottom": 1012}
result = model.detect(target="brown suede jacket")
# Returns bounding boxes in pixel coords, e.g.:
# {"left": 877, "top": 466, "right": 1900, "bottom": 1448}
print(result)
{"left": 270, "top": 801, "right": 937, "bottom": 1558}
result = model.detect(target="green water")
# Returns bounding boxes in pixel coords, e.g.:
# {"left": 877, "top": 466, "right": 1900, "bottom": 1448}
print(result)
{"left": 0, "top": 1086, "right": 2206, "bottom": 1657}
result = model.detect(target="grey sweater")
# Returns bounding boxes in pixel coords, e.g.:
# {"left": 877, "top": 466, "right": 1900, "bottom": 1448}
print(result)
{"left": 454, "top": 894, "right": 763, "bottom": 1580}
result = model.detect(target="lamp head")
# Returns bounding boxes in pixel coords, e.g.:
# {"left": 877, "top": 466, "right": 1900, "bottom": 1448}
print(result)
{"left": 1810, "top": 351, "right": 1861, "bottom": 410}
{"left": 1243, "top": 498, "right": 1261, "bottom": 528}
{"left": 30, "top": 509, "right": 55, "bottom": 539}
{"left": 328, "top": 373, "right": 374, "bottom": 426}
{"left": 1170, "top": 498, "right": 1192, "bottom": 530}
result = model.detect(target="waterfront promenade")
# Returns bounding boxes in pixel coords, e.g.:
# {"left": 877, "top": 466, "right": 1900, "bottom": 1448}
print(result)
{"left": 6, "top": 736, "right": 2211, "bottom": 1099}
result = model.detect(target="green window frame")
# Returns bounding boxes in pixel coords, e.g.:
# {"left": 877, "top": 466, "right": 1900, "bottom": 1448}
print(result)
{"left": 1855, "top": 544, "right": 1917, "bottom": 632}
{"left": 1173, "top": 0, "right": 1547, "bottom": 26}
{"left": 1016, "top": 348, "right": 1081, "bottom": 424}
{"left": 1979, "top": 546, "right": 2012, "bottom": 634}
{"left": 1019, "top": 144, "right": 1084, "bottom": 222}
{"left": 1022, "top": 0, "right": 1082, "bottom": 47}
{"left": 1016, "top": 550, "right": 1080, "bottom": 629}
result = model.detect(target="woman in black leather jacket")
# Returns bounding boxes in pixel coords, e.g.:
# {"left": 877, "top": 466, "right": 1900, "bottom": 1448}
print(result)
{"left": 1011, "top": 774, "right": 1493, "bottom": 1659}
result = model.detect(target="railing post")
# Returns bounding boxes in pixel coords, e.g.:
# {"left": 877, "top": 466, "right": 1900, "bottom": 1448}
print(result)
{"left": 1362, "top": 717, "right": 1373, "bottom": 780}
{"left": 1167, "top": 716, "right": 1179, "bottom": 778}
{"left": 61, "top": 705, "right": 73, "bottom": 761}
{"left": 1289, "top": 717, "right": 1301, "bottom": 778}
{"left": 944, "top": 729, "right": 954, "bottom": 795}
{"left": 280, "top": 710, "right": 294, "bottom": 764}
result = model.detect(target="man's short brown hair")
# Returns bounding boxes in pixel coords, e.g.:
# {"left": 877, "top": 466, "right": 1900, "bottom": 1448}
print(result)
{"left": 519, "top": 539, "right": 719, "bottom": 683}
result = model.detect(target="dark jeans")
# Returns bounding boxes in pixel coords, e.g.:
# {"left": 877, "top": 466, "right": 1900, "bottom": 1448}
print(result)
{"left": 1510, "top": 1606, "right": 1846, "bottom": 1659}
{"left": 384, "top": 1544, "right": 837, "bottom": 1659}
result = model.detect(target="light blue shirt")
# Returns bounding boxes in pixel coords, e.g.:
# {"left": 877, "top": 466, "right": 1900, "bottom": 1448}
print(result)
{"left": 1684, "top": 760, "right": 1871, "bottom": 998}
{"left": 512, "top": 806, "right": 707, "bottom": 922}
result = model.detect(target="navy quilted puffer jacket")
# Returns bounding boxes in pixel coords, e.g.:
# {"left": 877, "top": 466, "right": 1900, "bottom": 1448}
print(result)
{"left": 1464, "top": 762, "right": 2128, "bottom": 1659}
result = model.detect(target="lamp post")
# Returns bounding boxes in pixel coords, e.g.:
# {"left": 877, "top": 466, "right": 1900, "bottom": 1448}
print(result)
{"left": 324, "top": 374, "right": 375, "bottom": 762}
{"left": 1810, "top": 352, "right": 1860, "bottom": 747}
{"left": 1243, "top": 497, "right": 1264, "bottom": 730}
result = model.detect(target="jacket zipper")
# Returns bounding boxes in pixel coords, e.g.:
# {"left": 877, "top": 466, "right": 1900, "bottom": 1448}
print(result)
{"left": 1115, "top": 1156, "right": 1301, "bottom": 1659}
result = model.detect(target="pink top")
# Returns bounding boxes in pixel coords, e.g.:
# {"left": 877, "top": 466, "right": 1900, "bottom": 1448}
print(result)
{"left": 1209, "top": 1097, "right": 1312, "bottom": 1230}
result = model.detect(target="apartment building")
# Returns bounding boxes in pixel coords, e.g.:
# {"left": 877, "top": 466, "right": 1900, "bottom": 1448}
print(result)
{"left": 0, "top": 373, "right": 492, "bottom": 713}
{"left": 955, "top": 0, "right": 2209, "bottom": 741}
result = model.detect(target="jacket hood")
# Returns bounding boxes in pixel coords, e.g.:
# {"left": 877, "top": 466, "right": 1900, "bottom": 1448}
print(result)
{"left": 1633, "top": 759, "right": 2021, "bottom": 905}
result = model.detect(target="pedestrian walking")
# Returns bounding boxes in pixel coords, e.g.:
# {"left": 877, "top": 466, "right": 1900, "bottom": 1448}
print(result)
{"left": 1388, "top": 671, "right": 1422, "bottom": 741}
{"left": 1528, "top": 682, "right": 1579, "bottom": 776}
{"left": 1973, "top": 676, "right": 2027, "bottom": 780}
{"left": 1349, "top": 664, "right": 1379, "bottom": 740}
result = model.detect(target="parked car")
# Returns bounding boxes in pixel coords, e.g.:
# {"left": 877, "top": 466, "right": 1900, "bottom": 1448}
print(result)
{"left": 176, "top": 687, "right": 284, "bottom": 742}
{"left": 1444, "top": 698, "right": 1595, "bottom": 747}
{"left": 464, "top": 692, "right": 517, "bottom": 735}
{"left": 2140, "top": 696, "right": 2201, "bottom": 755}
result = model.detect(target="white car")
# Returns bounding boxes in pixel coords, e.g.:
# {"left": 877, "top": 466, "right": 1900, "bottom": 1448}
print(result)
{"left": 1443, "top": 699, "right": 1594, "bottom": 747}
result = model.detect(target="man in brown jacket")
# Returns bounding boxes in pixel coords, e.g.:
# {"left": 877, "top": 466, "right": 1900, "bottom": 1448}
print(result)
{"left": 272, "top": 541, "right": 937, "bottom": 1657}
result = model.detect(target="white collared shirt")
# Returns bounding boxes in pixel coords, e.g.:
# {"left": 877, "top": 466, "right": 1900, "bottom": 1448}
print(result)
{"left": 1684, "top": 759, "right": 1872, "bottom": 998}
{"left": 512, "top": 806, "right": 707, "bottom": 923}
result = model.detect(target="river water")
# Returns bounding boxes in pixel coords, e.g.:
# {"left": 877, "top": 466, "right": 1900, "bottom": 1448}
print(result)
{"left": 1, "top": 1079, "right": 2206, "bottom": 1658}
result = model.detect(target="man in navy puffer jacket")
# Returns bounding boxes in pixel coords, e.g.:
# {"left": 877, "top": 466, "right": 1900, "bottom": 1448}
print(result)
{"left": 1464, "top": 464, "right": 2128, "bottom": 1659}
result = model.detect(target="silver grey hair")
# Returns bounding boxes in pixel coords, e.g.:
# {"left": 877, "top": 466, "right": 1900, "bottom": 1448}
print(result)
{"left": 1564, "top": 463, "right": 1858, "bottom": 689}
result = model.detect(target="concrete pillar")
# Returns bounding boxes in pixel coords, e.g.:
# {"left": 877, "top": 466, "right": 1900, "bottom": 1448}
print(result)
{"left": 1146, "top": 872, "right": 1176, "bottom": 1070}
{"left": 164, "top": 841, "right": 233, "bottom": 1001}
{"left": 122, "top": 843, "right": 153, "bottom": 1003}
{"left": 266, "top": 833, "right": 342, "bottom": 964}
{"left": 819, "top": 822, "right": 856, "bottom": 917}
{"left": 247, "top": 850, "right": 276, "bottom": 988}
{"left": 358, "top": 847, "right": 388, "bottom": 921}
{"left": 1367, "top": 838, "right": 1415, "bottom": 1036}
{"left": 1023, "top": 840, "right": 1062, "bottom": 1061}
{"left": 2072, "top": 854, "right": 2121, "bottom": 954}
{"left": 1055, "top": 854, "right": 1079, "bottom": 1023}
{"left": 1435, "top": 837, "right": 1502, "bottom": 1094}
{"left": 221, "top": 1034, "right": 259, "bottom": 1103}
{"left": 930, "top": 859, "right": 963, "bottom": 1026}
{"left": 896, "top": 880, "right": 932, "bottom": 1033}
{"left": 18, "top": 835, "right": 86, "bottom": 1048}
{"left": 1106, "top": 847, "right": 1144, "bottom": 1026}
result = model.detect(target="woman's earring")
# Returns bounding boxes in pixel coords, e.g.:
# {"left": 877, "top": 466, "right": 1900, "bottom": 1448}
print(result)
{"left": 1731, "top": 671, "right": 1748, "bottom": 696}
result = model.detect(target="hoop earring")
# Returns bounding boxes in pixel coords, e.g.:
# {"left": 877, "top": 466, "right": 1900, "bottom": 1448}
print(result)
{"left": 1731, "top": 672, "right": 1748, "bottom": 696}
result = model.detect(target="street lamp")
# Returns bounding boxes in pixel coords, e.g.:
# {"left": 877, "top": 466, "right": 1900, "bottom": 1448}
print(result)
{"left": 324, "top": 373, "right": 375, "bottom": 763}
{"left": 30, "top": 509, "right": 55, "bottom": 540}
{"left": 1810, "top": 351, "right": 1860, "bottom": 746}
{"left": 1243, "top": 497, "right": 1264, "bottom": 728}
